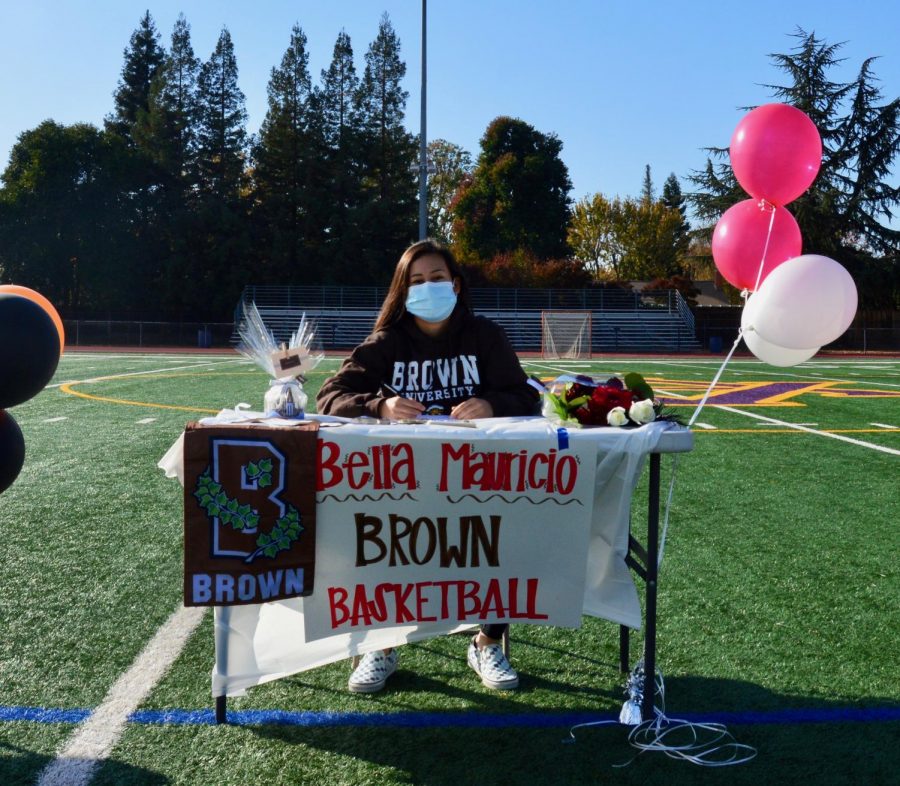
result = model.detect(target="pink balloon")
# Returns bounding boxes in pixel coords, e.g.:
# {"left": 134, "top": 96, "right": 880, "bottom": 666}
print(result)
{"left": 711, "top": 199, "right": 802, "bottom": 291}
{"left": 730, "top": 103, "right": 822, "bottom": 206}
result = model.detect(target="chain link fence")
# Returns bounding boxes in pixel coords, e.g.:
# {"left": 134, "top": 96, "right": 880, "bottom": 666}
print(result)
{"left": 62, "top": 310, "right": 898, "bottom": 354}
{"left": 63, "top": 320, "right": 234, "bottom": 349}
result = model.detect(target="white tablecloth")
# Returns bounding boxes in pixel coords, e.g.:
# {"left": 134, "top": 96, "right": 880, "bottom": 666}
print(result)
{"left": 160, "top": 413, "right": 692, "bottom": 697}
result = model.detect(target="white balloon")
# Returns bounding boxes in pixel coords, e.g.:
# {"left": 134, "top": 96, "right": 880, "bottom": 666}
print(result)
{"left": 743, "top": 328, "right": 819, "bottom": 366}
{"left": 741, "top": 295, "right": 819, "bottom": 366}
{"left": 747, "top": 254, "right": 858, "bottom": 350}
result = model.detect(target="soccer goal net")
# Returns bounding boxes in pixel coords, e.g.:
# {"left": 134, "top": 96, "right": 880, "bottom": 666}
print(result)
{"left": 541, "top": 310, "right": 592, "bottom": 359}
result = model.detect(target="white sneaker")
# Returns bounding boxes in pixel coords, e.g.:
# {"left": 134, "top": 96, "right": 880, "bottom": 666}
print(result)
{"left": 467, "top": 637, "right": 519, "bottom": 690}
{"left": 348, "top": 650, "right": 399, "bottom": 694}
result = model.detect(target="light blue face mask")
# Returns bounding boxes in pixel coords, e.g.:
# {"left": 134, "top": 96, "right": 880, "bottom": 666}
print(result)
{"left": 405, "top": 281, "right": 458, "bottom": 323}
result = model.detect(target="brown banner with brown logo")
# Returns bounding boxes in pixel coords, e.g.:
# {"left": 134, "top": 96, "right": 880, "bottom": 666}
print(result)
{"left": 182, "top": 421, "right": 319, "bottom": 606}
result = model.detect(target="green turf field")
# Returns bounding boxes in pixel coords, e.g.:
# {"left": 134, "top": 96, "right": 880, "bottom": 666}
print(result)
{"left": 1, "top": 351, "right": 898, "bottom": 785}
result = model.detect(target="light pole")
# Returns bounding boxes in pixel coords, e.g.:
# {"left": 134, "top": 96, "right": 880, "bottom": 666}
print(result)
{"left": 418, "top": 0, "right": 428, "bottom": 240}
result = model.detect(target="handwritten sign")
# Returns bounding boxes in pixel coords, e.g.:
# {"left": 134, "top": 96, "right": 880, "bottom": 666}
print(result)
{"left": 301, "top": 429, "right": 598, "bottom": 641}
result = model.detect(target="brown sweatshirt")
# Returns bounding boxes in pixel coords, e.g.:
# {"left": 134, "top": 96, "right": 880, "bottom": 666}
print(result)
{"left": 316, "top": 307, "right": 539, "bottom": 418}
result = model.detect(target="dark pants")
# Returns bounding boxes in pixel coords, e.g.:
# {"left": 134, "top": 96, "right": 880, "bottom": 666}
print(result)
{"left": 480, "top": 623, "right": 508, "bottom": 640}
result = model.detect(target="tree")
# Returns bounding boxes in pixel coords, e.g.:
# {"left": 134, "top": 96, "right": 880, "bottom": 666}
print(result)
{"left": 567, "top": 193, "right": 685, "bottom": 281}
{"left": 318, "top": 31, "right": 360, "bottom": 149}
{"left": 661, "top": 172, "right": 691, "bottom": 256}
{"left": 425, "top": 139, "right": 472, "bottom": 245}
{"left": 641, "top": 164, "right": 654, "bottom": 203}
{"left": 180, "top": 27, "right": 252, "bottom": 319}
{"left": 618, "top": 199, "right": 687, "bottom": 279}
{"left": 568, "top": 194, "right": 628, "bottom": 279}
{"left": 311, "top": 30, "right": 366, "bottom": 282}
{"left": 0, "top": 122, "right": 140, "bottom": 313}
{"left": 688, "top": 28, "right": 900, "bottom": 307}
{"left": 195, "top": 27, "right": 248, "bottom": 201}
{"left": 106, "top": 11, "right": 166, "bottom": 143}
{"left": 253, "top": 24, "right": 320, "bottom": 281}
{"left": 353, "top": 14, "right": 417, "bottom": 282}
{"left": 474, "top": 249, "right": 590, "bottom": 288}
{"left": 451, "top": 116, "right": 572, "bottom": 265}
{"left": 133, "top": 14, "right": 200, "bottom": 188}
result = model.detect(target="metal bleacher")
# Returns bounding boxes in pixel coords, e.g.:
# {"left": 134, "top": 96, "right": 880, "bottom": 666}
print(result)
{"left": 233, "top": 285, "right": 702, "bottom": 353}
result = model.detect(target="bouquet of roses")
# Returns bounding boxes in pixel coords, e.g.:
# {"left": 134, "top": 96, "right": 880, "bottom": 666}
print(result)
{"left": 541, "top": 373, "right": 682, "bottom": 428}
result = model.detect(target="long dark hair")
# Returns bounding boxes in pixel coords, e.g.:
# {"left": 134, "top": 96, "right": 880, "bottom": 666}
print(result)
{"left": 373, "top": 240, "right": 471, "bottom": 331}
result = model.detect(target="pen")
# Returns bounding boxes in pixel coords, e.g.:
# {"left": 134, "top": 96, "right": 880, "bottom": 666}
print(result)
{"left": 381, "top": 383, "right": 402, "bottom": 398}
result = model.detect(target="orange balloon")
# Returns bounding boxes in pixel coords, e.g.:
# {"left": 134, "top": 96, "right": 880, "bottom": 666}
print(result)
{"left": 0, "top": 285, "right": 65, "bottom": 352}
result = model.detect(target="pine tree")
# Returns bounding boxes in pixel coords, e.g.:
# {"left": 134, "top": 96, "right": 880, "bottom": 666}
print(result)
{"left": 641, "top": 164, "right": 654, "bottom": 203}
{"left": 134, "top": 14, "right": 200, "bottom": 188}
{"left": 253, "top": 24, "right": 319, "bottom": 281}
{"left": 662, "top": 172, "right": 691, "bottom": 257}
{"left": 107, "top": 11, "right": 166, "bottom": 143}
{"left": 185, "top": 27, "right": 252, "bottom": 319}
{"left": 688, "top": 29, "right": 899, "bottom": 306}
{"left": 353, "top": 14, "right": 417, "bottom": 281}
{"left": 318, "top": 31, "right": 360, "bottom": 150}
{"left": 312, "top": 30, "right": 365, "bottom": 283}
{"left": 195, "top": 27, "right": 248, "bottom": 200}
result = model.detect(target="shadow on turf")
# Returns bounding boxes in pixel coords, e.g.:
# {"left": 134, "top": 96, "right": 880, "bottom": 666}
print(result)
{"left": 0, "top": 741, "right": 169, "bottom": 786}
{"left": 246, "top": 676, "right": 900, "bottom": 786}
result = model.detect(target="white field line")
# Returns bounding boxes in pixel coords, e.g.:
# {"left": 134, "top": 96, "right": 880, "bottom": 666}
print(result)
{"left": 48, "top": 358, "right": 246, "bottom": 388}
{"left": 136, "top": 418, "right": 158, "bottom": 424}
{"left": 524, "top": 361, "right": 593, "bottom": 376}
{"left": 754, "top": 422, "right": 818, "bottom": 427}
{"left": 692, "top": 422, "right": 717, "bottom": 430}
{"left": 36, "top": 605, "right": 206, "bottom": 786}
{"left": 42, "top": 417, "right": 68, "bottom": 423}
{"left": 871, "top": 423, "right": 898, "bottom": 430}
{"left": 655, "top": 387, "right": 900, "bottom": 456}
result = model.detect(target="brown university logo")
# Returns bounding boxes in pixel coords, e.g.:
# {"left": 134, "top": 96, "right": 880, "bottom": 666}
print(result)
{"left": 182, "top": 422, "right": 319, "bottom": 606}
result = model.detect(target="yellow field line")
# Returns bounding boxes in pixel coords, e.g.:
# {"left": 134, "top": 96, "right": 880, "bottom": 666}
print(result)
{"left": 59, "top": 383, "right": 219, "bottom": 414}
{"left": 58, "top": 368, "right": 327, "bottom": 413}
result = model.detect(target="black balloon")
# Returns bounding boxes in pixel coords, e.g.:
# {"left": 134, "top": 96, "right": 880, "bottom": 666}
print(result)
{"left": 0, "top": 409, "right": 25, "bottom": 494}
{"left": 0, "top": 293, "right": 61, "bottom": 409}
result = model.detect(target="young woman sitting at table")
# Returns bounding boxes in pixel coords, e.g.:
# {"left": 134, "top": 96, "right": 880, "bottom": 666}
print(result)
{"left": 316, "top": 239, "right": 540, "bottom": 693}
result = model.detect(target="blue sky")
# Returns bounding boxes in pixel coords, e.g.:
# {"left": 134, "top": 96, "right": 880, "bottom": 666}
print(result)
{"left": 1, "top": 1, "right": 898, "bottom": 215}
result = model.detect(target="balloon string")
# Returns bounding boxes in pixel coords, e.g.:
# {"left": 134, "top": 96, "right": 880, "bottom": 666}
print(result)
{"left": 688, "top": 330, "right": 742, "bottom": 428}
{"left": 657, "top": 329, "right": 742, "bottom": 568}
{"left": 657, "top": 454, "right": 678, "bottom": 567}
{"left": 567, "top": 665, "right": 757, "bottom": 767}
{"left": 752, "top": 200, "right": 777, "bottom": 293}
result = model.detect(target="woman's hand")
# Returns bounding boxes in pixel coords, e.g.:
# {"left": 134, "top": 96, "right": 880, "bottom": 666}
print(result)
{"left": 450, "top": 397, "right": 493, "bottom": 420}
{"left": 379, "top": 396, "right": 426, "bottom": 420}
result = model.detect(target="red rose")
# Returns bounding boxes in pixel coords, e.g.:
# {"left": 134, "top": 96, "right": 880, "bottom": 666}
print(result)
{"left": 576, "top": 385, "right": 633, "bottom": 425}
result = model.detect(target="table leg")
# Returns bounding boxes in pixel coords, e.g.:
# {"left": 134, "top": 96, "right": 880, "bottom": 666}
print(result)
{"left": 215, "top": 695, "right": 227, "bottom": 724}
{"left": 214, "top": 606, "right": 231, "bottom": 725}
{"left": 642, "top": 453, "right": 661, "bottom": 719}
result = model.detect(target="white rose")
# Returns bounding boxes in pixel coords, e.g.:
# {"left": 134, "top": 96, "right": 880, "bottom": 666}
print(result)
{"left": 607, "top": 406, "right": 628, "bottom": 427}
{"left": 629, "top": 398, "right": 656, "bottom": 425}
